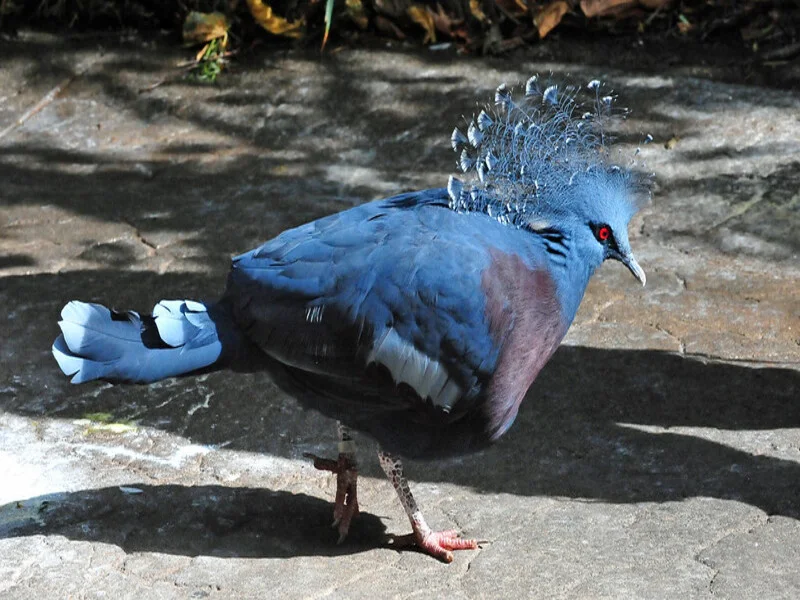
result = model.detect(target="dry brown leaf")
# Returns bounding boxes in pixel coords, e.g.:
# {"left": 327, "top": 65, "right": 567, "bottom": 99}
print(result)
{"left": 374, "top": 15, "right": 407, "bottom": 39}
{"left": 246, "top": 0, "right": 305, "bottom": 38}
{"left": 430, "top": 4, "right": 469, "bottom": 40}
{"left": 664, "top": 134, "right": 679, "bottom": 150}
{"left": 580, "top": 0, "right": 635, "bottom": 18}
{"left": 346, "top": 0, "right": 369, "bottom": 29}
{"left": 182, "top": 11, "right": 230, "bottom": 45}
{"left": 196, "top": 43, "right": 210, "bottom": 61}
{"left": 469, "top": 0, "right": 487, "bottom": 22}
{"left": 496, "top": 0, "right": 528, "bottom": 17}
{"left": 580, "top": 0, "right": 670, "bottom": 18}
{"left": 514, "top": 0, "right": 529, "bottom": 12}
{"left": 535, "top": 1, "right": 569, "bottom": 38}
{"left": 407, "top": 4, "right": 437, "bottom": 43}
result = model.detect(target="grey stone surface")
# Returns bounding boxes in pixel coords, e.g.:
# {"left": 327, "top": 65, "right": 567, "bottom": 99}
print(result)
{"left": 1, "top": 31, "right": 798, "bottom": 599}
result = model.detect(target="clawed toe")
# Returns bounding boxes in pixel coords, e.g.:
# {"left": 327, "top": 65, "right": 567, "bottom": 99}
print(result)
{"left": 389, "top": 529, "right": 479, "bottom": 563}
{"left": 332, "top": 476, "right": 359, "bottom": 543}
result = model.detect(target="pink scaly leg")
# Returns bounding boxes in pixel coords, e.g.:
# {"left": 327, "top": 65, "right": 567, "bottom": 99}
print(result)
{"left": 304, "top": 422, "right": 359, "bottom": 543}
{"left": 378, "top": 450, "right": 478, "bottom": 563}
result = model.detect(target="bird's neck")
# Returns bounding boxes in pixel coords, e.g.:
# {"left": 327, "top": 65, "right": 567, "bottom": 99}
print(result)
{"left": 531, "top": 228, "right": 596, "bottom": 325}
{"left": 559, "top": 253, "right": 596, "bottom": 324}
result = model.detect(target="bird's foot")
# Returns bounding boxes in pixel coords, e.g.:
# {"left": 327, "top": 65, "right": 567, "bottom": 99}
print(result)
{"left": 389, "top": 526, "right": 479, "bottom": 563}
{"left": 303, "top": 452, "right": 359, "bottom": 543}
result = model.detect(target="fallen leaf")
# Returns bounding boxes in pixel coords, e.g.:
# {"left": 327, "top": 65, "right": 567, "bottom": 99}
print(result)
{"left": 430, "top": 4, "right": 468, "bottom": 40}
{"left": 581, "top": 0, "right": 670, "bottom": 17}
{"left": 75, "top": 414, "right": 138, "bottom": 434}
{"left": 664, "top": 134, "right": 679, "bottom": 150}
{"left": 374, "top": 15, "right": 407, "bottom": 39}
{"left": 535, "top": 1, "right": 570, "bottom": 38}
{"left": 581, "top": 0, "right": 635, "bottom": 18}
{"left": 88, "top": 422, "right": 138, "bottom": 434}
{"left": 495, "top": 0, "right": 527, "bottom": 16}
{"left": 196, "top": 42, "right": 211, "bottom": 61}
{"left": 494, "top": 35, "right": 526, "bottom": 52}
{"left": 346, "top": 0, "right": 369, "bottom": 29}
{"left": 494, "top": 0, "right": 528, "bottom": 17}
{"left": 246, "top": 0, "right": 305, "bottom": 38}
{"left": 81, "top": 412, "right": 114, "bottom": 423}
{"left": 469, "top": 0, "right": 487, "bottom": 22}
{"left": 407, "top": 4, "right": 437, "bottom": 43}
{"left": 182, "top": 11, "right": 229, "bottom": 45}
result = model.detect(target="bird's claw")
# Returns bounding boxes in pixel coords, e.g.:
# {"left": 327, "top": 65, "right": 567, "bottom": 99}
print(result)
{"left": 303, "top": 452, "right": 359, "bottom": 543}
{"left": 389, "top": 528, "right": 480, "bottom": 563}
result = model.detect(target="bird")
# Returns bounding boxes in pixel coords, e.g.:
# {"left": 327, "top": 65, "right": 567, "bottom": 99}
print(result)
{"left": 53, "top": 76, "right": 648, "bottom": 563}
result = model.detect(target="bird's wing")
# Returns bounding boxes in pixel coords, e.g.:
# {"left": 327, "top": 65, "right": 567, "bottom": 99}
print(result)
{"left": 224, "top": 189, "right": 499, "bottom": 417}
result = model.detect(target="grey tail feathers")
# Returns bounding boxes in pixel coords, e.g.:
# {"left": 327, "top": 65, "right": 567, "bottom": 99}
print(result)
{"left": 53, "top": 299, "right": 244, "bottom": 384}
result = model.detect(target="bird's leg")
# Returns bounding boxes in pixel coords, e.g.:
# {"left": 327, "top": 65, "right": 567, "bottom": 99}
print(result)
{"left": 303, "top": 421, "right": 359, "bottom": 543}
{"left": 377, "top": 450, "right": 478, "bottom": 563}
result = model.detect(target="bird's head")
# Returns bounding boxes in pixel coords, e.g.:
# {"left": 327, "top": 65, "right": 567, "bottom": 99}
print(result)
{"left": 448, "top": 76, "right": 649, "bottom": 286}
{"left": 558, "top": 166, "right": 646, "bottom": 285}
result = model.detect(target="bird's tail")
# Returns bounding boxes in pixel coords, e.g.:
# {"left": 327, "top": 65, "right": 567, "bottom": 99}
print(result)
{"left": 53, "top": 299, "right": 244, "bottom": 384}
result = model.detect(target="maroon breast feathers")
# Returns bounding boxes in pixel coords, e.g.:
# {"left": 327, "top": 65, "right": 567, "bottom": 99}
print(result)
{"left": 481, "top": 249, "right": 567, "bottom": 441}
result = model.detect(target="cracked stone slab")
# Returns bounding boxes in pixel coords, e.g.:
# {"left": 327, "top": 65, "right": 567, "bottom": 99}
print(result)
{"left": 1, "top": 30, "right": 799, "bottom": 600}
{"left": 697, "top": 516, "right": 800, "bottom": 599}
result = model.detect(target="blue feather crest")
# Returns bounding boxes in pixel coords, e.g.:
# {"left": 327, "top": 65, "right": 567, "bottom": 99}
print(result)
{"left": 448, "top": 76, "right": 650, "bottom": 227}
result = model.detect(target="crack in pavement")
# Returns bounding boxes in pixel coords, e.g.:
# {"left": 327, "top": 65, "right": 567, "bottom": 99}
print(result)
{"left": 692, "top": 511, "right": 769, "bottom": 595}
{"left": 120, "top": 217, "right": 158, "bottom": 255}
{"left": 652, "top": 323, "right": 686, "bottom": 353}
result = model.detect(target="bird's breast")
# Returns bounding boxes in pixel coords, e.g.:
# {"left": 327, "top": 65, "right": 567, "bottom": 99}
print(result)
{"left": 481, "top": 248, "right": 568, "bottom": 440}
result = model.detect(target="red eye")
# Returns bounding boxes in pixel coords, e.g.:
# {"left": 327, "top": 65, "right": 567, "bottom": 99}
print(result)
{"left": 597, "top": 226, "right": 611, "bottom": 242}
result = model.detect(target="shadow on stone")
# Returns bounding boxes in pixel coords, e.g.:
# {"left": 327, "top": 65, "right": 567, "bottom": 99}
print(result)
{"left": 0, "top": 254, "right": 35, "bottom": 269}
{"left": 418, "top": 345, "right": 800, "bottom": 520}
{"left": 0, "top": 485, "right": 387, "bottom": 558}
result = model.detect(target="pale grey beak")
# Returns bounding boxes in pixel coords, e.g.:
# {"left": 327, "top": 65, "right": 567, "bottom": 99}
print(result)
{"left": 609, "top": 246, "right": 646, "bottom": 286}
{"left": 621, "top": 252, "right": 646, "bottom": 286}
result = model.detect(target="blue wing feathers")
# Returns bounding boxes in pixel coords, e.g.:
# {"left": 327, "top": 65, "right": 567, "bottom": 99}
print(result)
{"left": 227, "top": 190, "right": 505, "bottom": 394}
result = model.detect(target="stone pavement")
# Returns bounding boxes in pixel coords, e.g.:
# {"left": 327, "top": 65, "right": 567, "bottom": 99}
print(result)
{"left": 1, "top": 31, "right": 798, "bottom": 599}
